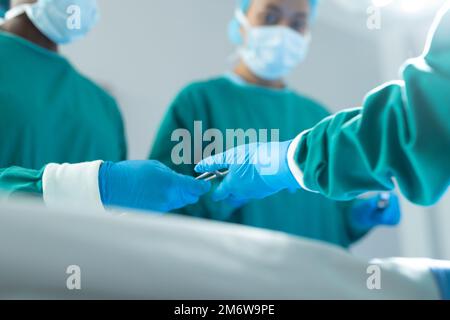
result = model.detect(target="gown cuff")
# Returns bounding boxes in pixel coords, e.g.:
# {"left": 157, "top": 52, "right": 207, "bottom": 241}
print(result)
{"left": 42, "top": 161, "right": 105, "bottom": 212}
{"left": 287, "top": 131, "right": 319, "bottom": 193}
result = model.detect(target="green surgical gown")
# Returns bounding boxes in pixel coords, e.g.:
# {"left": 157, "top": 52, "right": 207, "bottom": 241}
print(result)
{"left": 290, "top": 6, "right": 450, "bottom": 206}
{"left": 0, "top": 32, "right": 126, "bottom": 196}
{"left": 150, "top": 76, "right": 369, "bottom": 247}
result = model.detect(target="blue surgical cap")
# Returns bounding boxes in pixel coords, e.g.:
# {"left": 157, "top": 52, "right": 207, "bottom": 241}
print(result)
{"left": 228, "top": 0, "right": 319, "bottom": 45}
{"left": 0, "top": 0, "right": 9, "bottom": 18}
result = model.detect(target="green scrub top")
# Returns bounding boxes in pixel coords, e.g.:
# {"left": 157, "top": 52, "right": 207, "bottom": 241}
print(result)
{"left": 0, "top": 31, "right": 127, "bottom": 196}
{"left": 291, "top": 6, "right": 450, "bottom": 206}
{"left": 0, "top": 0, "right": 7, "bottom": 18}
{"left": 150, "top": 76, "right": 368, "bottom": 247}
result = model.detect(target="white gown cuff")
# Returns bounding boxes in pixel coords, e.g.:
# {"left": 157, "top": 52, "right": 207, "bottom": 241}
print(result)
{"left": 42, "top": 161, "right": 105, "bottom": 212}
{"left": 287, "top": 131, "right": 318, "bottom": 193}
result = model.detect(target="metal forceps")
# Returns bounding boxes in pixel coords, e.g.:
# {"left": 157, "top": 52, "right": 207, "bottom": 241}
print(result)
{"left": 196, "top": 170, "right": 230, "bottom": 182}
{"left": 376, "top": 192, "right": 391, "bottom": 210}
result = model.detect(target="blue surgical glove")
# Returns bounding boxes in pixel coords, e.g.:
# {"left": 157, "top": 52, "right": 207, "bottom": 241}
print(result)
{"left": 194, "top": 141, "right": 300, "bottom": 206}
{"left": 99, "top": 160, "right": 210, "bottom": 212}
{"left": 429, "top": 260, "right": 450, "bottom": 300}
{"left": 350, "top": 193, "right": 401, "bottom": 230}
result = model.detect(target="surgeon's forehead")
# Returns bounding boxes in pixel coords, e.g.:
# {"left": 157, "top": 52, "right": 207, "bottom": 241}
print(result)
{"left": 250, "top": 0, "right": 310, "bottom": 14}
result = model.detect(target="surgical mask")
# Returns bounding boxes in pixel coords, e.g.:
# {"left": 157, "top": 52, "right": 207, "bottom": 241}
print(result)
{"left": 4, "top": 0, "right": 99, "bottom": 45}
{"left": 236, "top": 10, "right": 310, "bottom": 81}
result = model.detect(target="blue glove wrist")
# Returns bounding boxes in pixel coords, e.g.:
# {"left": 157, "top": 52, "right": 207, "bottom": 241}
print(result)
{"left": 98, "top": 161, "right": 113, "bottom": 207}
{"left": 279, "top": 140, "right": 302, "bottom": 190}
{"left": 259, "top": 140, "right": 301, "bottom": 192}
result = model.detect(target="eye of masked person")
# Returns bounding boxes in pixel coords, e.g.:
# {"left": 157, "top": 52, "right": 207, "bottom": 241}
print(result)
{"left": 257, "top": 4, "right": 309, "bottom": 33}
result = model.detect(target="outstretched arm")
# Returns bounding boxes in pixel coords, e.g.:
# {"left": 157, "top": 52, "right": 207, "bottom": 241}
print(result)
{"left": 196, "top": 4, "right": 450, "bottom": 206}
{"left": 289, "top": 4, "right": 450, "bottom": 205}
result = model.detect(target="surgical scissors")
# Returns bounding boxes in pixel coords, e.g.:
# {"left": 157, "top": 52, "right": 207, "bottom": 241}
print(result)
{"left": 196, "top": 170, "right": 229, "bottom": 182}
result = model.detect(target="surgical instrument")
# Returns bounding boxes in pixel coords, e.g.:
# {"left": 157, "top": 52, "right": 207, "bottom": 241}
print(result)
{"left": 196, "top": 170, "right": 229, "bottom": 182}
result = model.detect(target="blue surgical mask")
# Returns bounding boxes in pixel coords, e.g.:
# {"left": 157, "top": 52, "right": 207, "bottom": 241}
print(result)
{"left": 236, "top": 10, "right": 310, "bottom": 81}
{"left": 4, "top": 0, "right": 99, "bottom": 45}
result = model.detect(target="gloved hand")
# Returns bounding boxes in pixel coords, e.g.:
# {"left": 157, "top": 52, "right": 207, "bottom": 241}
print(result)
{"left": 99, "top": 160, "right": 210, "bottom": 212}
{"left": 428, "top": 260, "right": 450, "bottom": 300}
{"left": 194, "top": 141, "right": 300, "bottom": 206}
{"left": 350, "top": 193, "right": 401, "bottom": 230}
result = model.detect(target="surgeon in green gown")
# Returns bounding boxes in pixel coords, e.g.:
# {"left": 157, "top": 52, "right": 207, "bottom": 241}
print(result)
{"left": 0, "top": 0, "right": 126, "bottom": 177}
{"left": 195, "top": 2, "right": 450, "bottom": 208}
{"left": 150, "top": 0, "right": 400, "bottom": 247}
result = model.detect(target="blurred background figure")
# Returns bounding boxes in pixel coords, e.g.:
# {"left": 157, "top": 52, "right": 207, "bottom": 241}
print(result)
{"left": 0, "top": 0, "right": 126, "bottom": 195}
{"left": 0, "top": 0, "right": 126, "bottom": 169}
{"left": 150, "top": 0, "right": 400, "bottom": 248}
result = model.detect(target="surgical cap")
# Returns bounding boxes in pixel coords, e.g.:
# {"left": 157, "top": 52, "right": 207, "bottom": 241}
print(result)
{"left": 228, "top": 0, "right": 319, "bottom": 44}
{"left": 0, "top": 0, "right": 9, "bottom": 18}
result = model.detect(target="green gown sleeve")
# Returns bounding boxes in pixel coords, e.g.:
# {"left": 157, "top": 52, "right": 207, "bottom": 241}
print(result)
{"left": 292, "top": 6, "right": 450, "bottom": 206}
{"left": 0, "top": 166, "right": 44, "bottom": 197}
